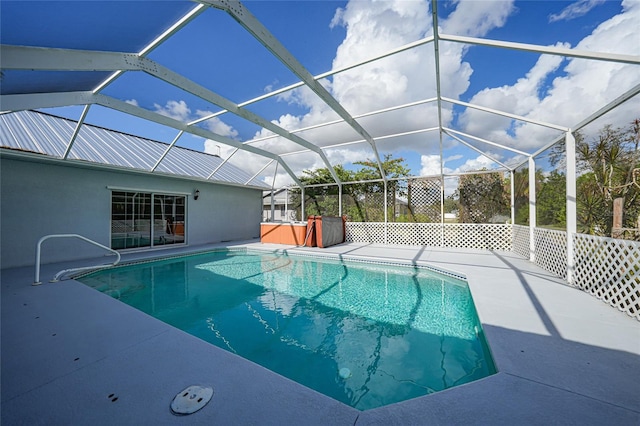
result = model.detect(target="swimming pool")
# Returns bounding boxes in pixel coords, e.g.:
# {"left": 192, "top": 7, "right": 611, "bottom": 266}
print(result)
{"left": 78, "top": 249, "right": 496, "bottom": 410}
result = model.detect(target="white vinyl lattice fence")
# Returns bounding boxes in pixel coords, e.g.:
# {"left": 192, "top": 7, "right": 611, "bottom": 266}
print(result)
{"left": 534, "top": 228, "right": 568, "bottom": 279}
{"left": 345, "top": 222, "right": 511, "bottom": 250}
{"left": 512, "top": 224, "right": 530, "bottom": 259}
{"left": 386, "top": 223, "right": 442, "bottom": 246}
{"left": 573, "top": 234, "right": 639, "bottom": 320}
{"left": 345, "top": 221, "right": 639, "bottom": 320}
{"left": 443, "top": 224, "right": 511, "bottom": 251}
{"left": 344, "top": 222, "right": 387, "bottom": 244}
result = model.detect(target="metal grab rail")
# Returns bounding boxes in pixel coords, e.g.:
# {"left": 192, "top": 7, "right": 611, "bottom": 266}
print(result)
{"left": 34, "top": 234, "right": 121, "bottom": 285}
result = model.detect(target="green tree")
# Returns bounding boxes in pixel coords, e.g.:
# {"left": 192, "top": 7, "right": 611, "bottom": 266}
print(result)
{"left": 352, "top": 154, "right": 411, "bottom": 222}
{"left": 288, "top": 165, "right": 353, "bottom": 218}
{"left": 288, "top": 155, "right": 411, "bottom": 222}
{"left": 536, "top": 171, "right": 567, "bottom": 228}
{"left": 575, "top": 172, "right": 608, "bottom": 234}
{"left": 443, "top": 195, "right": 458, "bottom": 215}
{"left": 549, "top": 119, "right": 639, "bottom": 237}
{"left": 456, "top": 171, "right": 509, "bottom": 223}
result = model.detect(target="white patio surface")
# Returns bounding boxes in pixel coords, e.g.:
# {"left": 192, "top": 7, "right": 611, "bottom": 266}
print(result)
{"left": 2, "top": 241, "right": 639, "bottom": 425}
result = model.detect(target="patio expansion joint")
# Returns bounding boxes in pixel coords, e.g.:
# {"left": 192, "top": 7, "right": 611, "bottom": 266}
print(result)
{"left": 502, "top": 371, "right": 640, "bottom": 414}
{"left": 1, "top": 328, "right": 173, "bottom": 405}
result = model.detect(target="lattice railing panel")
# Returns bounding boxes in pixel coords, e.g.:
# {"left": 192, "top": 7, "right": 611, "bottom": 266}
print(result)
{"left": 386, "top": 223, "right": 442, "bottom": 246}
{"left": 345, "top": 222, "right": 386, "bottom": 244}
{"left": 443, "top": 224, "right": 512, "bottom": 251}
{"left": 533, "top": 228, "right": 567, "bottom": 279}
{"left": 347, "top": 221, "right": 638, "bottom": 320}
{"left": 346, "top": 222, "right": 511, "bottom": 250}
{"left": 406, "top": 178, "right": 441, "bottom": 223}
{"left": 512, "top": 224, "right": 530, "bottom": 259}
{"left": 574, "top": 234, "right": 639, "bottom": 320}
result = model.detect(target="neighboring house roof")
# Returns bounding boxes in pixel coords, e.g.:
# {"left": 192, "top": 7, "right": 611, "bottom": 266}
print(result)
{"left": 262, "top": 188, "right": 291, "bottom": 205}
{"left": 0, "top": 110, "right": 269, "bottom": 189}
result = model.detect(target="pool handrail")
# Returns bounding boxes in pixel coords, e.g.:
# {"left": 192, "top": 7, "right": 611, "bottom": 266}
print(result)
{"left": 34, "top": 234, "right": 121, "bottom": 285}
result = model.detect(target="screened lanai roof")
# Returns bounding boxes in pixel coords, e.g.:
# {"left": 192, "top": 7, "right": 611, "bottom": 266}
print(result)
{"left": 1, "top": 0, "right": 639, "bottom": 189}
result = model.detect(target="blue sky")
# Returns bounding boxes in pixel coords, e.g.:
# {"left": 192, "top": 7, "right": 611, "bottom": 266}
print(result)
{"left": 2, "top": 0, "right": 638, "bottom": 188}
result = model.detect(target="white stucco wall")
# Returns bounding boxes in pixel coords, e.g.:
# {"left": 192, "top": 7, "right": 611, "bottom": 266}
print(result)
{"left": 0, "top": 156, "right": 262, "bottom": 268}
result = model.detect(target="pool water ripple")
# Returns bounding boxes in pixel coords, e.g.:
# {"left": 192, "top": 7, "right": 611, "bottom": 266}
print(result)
{"left": 79, "top": 250, "right": 496, "bottom": 410}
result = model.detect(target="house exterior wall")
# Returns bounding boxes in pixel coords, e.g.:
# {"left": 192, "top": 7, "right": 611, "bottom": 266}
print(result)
{"left": 0, "top": 156, "right": 262, "bottom": 268}
{"left": 263, "top": 204, "right": 291, "bottom": 222}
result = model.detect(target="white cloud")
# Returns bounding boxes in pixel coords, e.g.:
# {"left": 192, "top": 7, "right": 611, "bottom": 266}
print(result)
{"left": 420, "top": 154, "right": 447, "bottom": 176}
{"left": 458, "top": 45, "right": 568, "bottom": 149}
{"left": 445, "top": 154, "right": 463, "bottom": 162}
{"left": 423, "top": 153, "right": 504, "bottom": 196}
{"left": 196, "top": 110, "right": 239, "bottom": 139}
{"left": 456, "top": 154, "right": 499, "bottom": 172}
{"left": 549, "top": 0, "right": 606, "bottom": 23}
{"left": 252, "top": 0, "right": 517, "bottom": 186}
{"left": 145, "top": 102, "right": 242, "bottom": 159}
{"left": 459, "top": 2, "right": 640, "bottom": 153}
{"left": 325, "top": 145, "right": 375, "bottom": 166}
{"left": 125, "top": 99, "right": 139, "bottom": 107}
{"left": 152, "top": 100, "right": 191, "bottom": 122}
{"left": 420, "top": 152, "right": 498, "bottom": 177}
{"left": 144, "top": 1, "right": 638, "bottom": 187}
{"left": 442, "top": 0, "right": 515, "bottom": 36}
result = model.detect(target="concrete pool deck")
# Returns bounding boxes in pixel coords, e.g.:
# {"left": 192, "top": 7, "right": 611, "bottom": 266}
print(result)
{"left": 2, "top": 241, "right": 639, "bottom": 425}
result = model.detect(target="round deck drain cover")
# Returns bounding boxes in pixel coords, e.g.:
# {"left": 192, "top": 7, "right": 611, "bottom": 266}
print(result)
{"left": 170, "top": 385, "right": 213, "bottom": 415}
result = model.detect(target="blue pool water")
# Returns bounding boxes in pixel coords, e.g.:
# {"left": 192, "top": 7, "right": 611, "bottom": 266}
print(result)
{"left": 79, "top": 249, "right": 496, "bottom": 410}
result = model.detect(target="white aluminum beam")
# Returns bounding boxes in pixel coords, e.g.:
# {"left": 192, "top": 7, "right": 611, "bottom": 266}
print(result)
{"left": 244, "top": 97, "right": 438, "bottom": 147}
{"left": 280, "top": 139, "right": 368, "bottom": 157}
{"left": 510, "top": 170, "right": 516, "bottom": 225}
{"left": 444, "top": 168, "right": 507, "bottom": 177}
{"left": 565, "top": 130, "right": 577, "bottom": 284}
{"left": 569, "top": 83, "right": 640, "bottom": 133}
{"left": 441, "top": 96, "right": 569, "bottom": 132}
{"left": 208, "top": 147, "right": 239, "bottom": 179}
{"left": 0, "top": 88, "right": 301, "bottom": 186}
{"left": 246, "top": 159, "right": 274, "bottom": 185}
{"left": 151, "top": 131, "right": 184, "bottom": 172}
{"left": 200, "top": 0, "right": 387, "bottom": 182}
{"left": 443, "top": 127, "right": 531, "bottom": 157}
{"left": 440, "top": 33, "right": 640, "bottom": 65}
{"left": 129, "top": 55, "right": 342, "bottom": 185}
{"left": 0, "top": 91, "right": 95, "bottom": 112}
{"left": 516, "top": 82, "right": 640, "bottom": 169}
{"left": 271, "top": 162, "right": 279, "bottom": 191}
{"left": 443, "top": 129, "right": 511, "bottom": 170}
{"left": 3, "top": 45, "right": 339, "bottom": 184}
{"left": 529, "top": 156, "right": 536, "bottom": 262}
{"left": 62, "top": 104, "right": 91, "bottom": 159}
{"left": 431, "top": 0, "right": 444, "bottom": 131}
{"left": 0, "top": 45, "right": 139, "bottom": 71}
{"left": 300, "top": 168, "right": 509, "bottom": 189}
{"left": 279, "top": 126, "right": 440, "bottom": 157}
{"left": 195, "top": 37, "right": 435, "bottom": 125}
{"left": 326, "top": 35, "right": 434, "bottom": 78}
{"left": 93, "top": 4, "right": 208, "bottom": 93}
{"left": 431, "top": 0, "right": 446, "bottom": 225}
{"left": 91, "top": 94, "right": 302, "bottom": 186}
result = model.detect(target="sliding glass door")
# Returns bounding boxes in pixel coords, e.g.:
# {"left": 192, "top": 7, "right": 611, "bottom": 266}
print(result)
{"left": 111, "top": 191, "right": 186, "bottom": 250}
{"left": 153, "top": 194, "right": 185, "bottom": 246}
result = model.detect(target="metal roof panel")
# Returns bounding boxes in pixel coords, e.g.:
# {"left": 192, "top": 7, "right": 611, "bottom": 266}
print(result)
{"left": 0, "top": 110, "right": 269, "bottom": 189}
